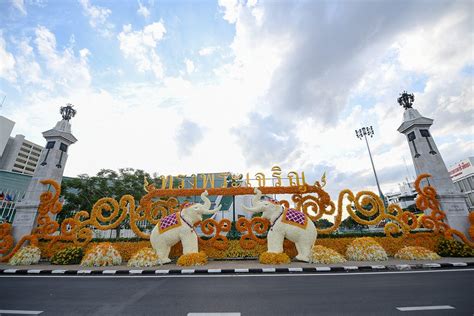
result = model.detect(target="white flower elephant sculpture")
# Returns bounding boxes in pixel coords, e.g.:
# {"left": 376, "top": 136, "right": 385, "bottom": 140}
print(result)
{"left": 243, "top": 188, "right": 317, "bottom": 262}
{"left": 150, "top": 191, "right": 221, "bottom": 264}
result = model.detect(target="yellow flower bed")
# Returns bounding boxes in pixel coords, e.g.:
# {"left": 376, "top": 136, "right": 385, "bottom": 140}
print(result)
{"left": 127, "top": 247, "right": 159, "bottom": 267}
{"left": 259, "top": 252, "right": 291, "bottom": 264}
{"left": 177, "top": 251, "right": 207, "bottom": 266}
{"left": 37, "top": 232, "right": 441, "bottom": 262}
{"left": 311, "top": 245, "right": 346, "bottom": 264}
{"left": 346, "top": 237, "right": 388, "bottom": 261}
{"left": 394, "top": 246, "right": 441, "bottom": 260}
{"left": 9, "top": 245, "right": 41, "bottom": 265}
{"left": 80, "top": 242, "right": 122, "bottom": 267}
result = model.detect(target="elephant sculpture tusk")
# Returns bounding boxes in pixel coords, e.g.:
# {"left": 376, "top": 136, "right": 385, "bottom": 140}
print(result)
{"left": 200, "top": 190, "right": 211, "bottom": 211}
{"left": 252, "top": 188, "right": 262, "bottom": 206}
{"left": 242, "top": 205, "right": 261, "bottom": 213}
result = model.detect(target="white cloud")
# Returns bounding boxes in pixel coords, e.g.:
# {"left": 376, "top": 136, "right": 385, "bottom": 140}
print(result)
{"left": 15, "top": 38, "right": 44, "bottom": 86}
{"left": 137, "top": 0, "right": 150, "bottom": 19}
{"left": 11, "top": 0, "right": 27, "bottom": 15}
{"left": 117, "top": 22, "right": 166, "bottom": 78}
{"left": 218, "top": 0, "right": 241, "bottom": 24}
{"left": 198, "top": 46, "right": 217, "bottom": 56}
{"left": 78, "top": 0, "right": 114, "bottom": 37}
{"left": 0, "top": 32, "right": 17, "bottom": 82}
{"left": 34, "top": 25, "right": 91, "bottom": 90}
{"left": 184, "top": 58, "right": 195, "bottom": 74}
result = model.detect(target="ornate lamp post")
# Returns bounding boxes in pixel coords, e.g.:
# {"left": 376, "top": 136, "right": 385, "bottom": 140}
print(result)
{"left": 355, "top": 126, "right": 385, "bottom": 201}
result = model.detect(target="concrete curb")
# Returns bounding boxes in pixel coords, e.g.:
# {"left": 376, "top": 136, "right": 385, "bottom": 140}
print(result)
{"left": 0, "top": 261, "right": 472, "bottom": 276}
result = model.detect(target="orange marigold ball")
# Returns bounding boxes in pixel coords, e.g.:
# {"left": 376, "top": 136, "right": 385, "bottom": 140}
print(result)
{"left": 259, "top": 251, "right": 291, "bottom": 264}
{"left": 177, "top": 251, "right": 208, "bottom": 266}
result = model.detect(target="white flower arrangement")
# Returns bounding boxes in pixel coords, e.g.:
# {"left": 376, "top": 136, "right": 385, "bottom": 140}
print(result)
{"left": 80, "top": 243, "right": 122, "bottom": 267}
{"left": 394, "top": 246, "right": 441, "bottom": 260}
{"left": 9, "top": 245, "right": 41, "bottom": 266}
{"left": 311, "top": 245, "right": 347, "bottom": 264}
{"left": 346, "top": 237, "right": 388, "bottom": 261}
{"left": 127, "top": 248, "right": 159, "bottom": 267}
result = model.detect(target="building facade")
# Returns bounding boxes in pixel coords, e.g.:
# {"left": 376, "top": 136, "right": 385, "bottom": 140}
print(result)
{"left": 448, "top": 157, "right": 474, "bottom": 211}
{"left": 0, "top": 116, "right": 44, "bottom": 175}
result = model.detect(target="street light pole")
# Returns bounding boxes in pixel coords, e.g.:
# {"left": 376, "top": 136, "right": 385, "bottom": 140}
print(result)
{"left": 355, "top": 126, "right": 384, "bottom": 201}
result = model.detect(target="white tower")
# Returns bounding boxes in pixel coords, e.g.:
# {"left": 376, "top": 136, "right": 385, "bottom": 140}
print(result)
{"left": 12, "top": 104, "right": 77, "bottom": 242}
{"left": 397, "top": 92, "right": 469, "bottom": 235}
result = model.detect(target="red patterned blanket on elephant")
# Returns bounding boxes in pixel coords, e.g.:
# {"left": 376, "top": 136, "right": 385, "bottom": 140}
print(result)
{"left": 281, "top": 208, "right": 307, "bottom": 228}
{"left": 159, "top": 212, "right": 181, "bottom": 233}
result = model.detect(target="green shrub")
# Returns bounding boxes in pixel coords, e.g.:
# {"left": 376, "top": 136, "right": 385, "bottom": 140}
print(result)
{"left": 51, "top": 247, "right": 84, "bottom": 265}
{"left": 436, "top": 238, "right": 474, "bottom": 257}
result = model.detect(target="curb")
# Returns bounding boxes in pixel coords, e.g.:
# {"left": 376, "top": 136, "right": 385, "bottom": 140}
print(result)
{"left": 0, "top": 262, "right": 472, "bottom": 276}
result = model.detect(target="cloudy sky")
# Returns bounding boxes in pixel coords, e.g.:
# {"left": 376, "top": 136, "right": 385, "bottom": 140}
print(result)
{"left": 0, "top": 0, "right": 472, "bottom": 198}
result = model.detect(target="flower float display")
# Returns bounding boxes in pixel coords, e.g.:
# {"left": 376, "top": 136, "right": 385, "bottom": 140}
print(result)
{"left": 394, "top": 246, "right": 440, "bottom": 260}
{"left": 259, "top": 251, "right": 291, "bottom": 264}
{"left": 127, "top": 247, "right": 159, "bottom": 267}
{"left": 150, "top": 191, "right": 221, "bottom": 264}
{"left": 311, "top": 245, "right": 346, "bottom": 264}
{"left": 80, "top": 242, "right": 122, "bottom": 267}
{"left": 177, "top": 251, "right": 207, "bottom": 266}
{"left": 243, "top": 188, "right": 317, "bottom": 263}
{"left": 51, "top": 247, "right": 83, "bottom": 265}
{"left": 8, "top": 245, "right": 41, "bottom": 265}
{"left": 345, "top": 237, "right": 388, "bottom": 261}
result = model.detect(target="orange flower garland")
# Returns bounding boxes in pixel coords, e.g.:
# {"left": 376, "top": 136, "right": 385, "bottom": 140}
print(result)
{"left": 259, "top": 251, "right": 290, "bottom": 264}
{"left": 177, "top": 251, "right": 208, "bottom": 266}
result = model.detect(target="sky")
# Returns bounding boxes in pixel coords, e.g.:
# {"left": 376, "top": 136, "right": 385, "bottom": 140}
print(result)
{"left": 0, "top": 0, "right": 473, "bottom": 199}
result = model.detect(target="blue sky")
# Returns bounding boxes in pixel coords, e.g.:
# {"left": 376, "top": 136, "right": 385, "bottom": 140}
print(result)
{"left": 0, "top": 0, "right": 473, "bottom": 198}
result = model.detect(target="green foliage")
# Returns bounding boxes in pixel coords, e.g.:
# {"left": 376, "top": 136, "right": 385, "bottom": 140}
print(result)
{"left": 51, "top": 247, "right": 84, "bottom": 265}
{"left": 58, "top": 168, "right": 164, "bottom": 224}
{"left": 436, "top": 238, "right": 474, "bottom": 257}
{"left": 315, "top": 218, "right": 333, "bottom": 229}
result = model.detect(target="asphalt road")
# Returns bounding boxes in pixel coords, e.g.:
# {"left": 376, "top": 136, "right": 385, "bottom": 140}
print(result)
{"left": 0, "top": 269, "right": 473, "bottom": 315}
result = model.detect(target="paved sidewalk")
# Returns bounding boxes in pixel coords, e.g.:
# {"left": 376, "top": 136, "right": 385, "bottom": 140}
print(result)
{"left": 1, "top": 257, "right": 473, "bottom": 275}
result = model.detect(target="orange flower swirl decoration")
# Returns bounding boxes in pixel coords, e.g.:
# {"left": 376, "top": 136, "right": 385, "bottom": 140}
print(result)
{"left": 33, "top": 179, "right": 63, "bottom": 237}
{"left": 236, "top": 217, "right": 269, "bottom": 249}
{"left": 130, "top": 198, "right": 179, "bottom": 239}
{"left": 292, "top": 190, "right": 339, "bottom": 234}
{"left": 415, "top": 173, "right": 473, "bottom": 247}
{"left": 197, "top": 218, "right": 231, "bottom": 250}
{"left": 415, "top": 174, "right": 449, "bottom": 234}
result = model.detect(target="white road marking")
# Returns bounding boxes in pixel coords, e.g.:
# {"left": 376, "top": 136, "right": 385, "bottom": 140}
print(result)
{"left": 451, "top": 262, "right": 467, "bottom": 266}
{"left": 315, "top": 267, "right": 331, "bottom": 271}
{"left": 181, "top": 269, "right": 195, "bottom": 274}
{"left": 422, "top": 263, "right": 441, "bottom": 268}
{"left": 187, "top": 313, "right": 240, "bottom": 316}
{"left": 129, "top": 270, "right": 143, "bottom": 274}
{"left": 207, "top": 269, "right": 222, "bottom": 273}
{"left": 51, "top": 270, "right": 66, "bottom": 274}
{"left": 0, "top": 309, "right": 43, "bottom": 315}
{"left": 234, "top": 269, "right": 249, "bottom": 273}
{"left": 77, "top": 270, "right": 91, "bottom": 274}
{"left": 371, "top": 265, "right": 386, "bottom": 269}
{"left": 102, "top": 270, "right": 116, "bottom": 274}
{"left": 27, "top": 270, "right": 42, "bottom": 274}
{"left": 396, "top": 305, "right": 455, "bottom": 311}
{"left": 288, "top": 267, "right": 303, "bottom": 272}
{"left": 343, "top": 266, "right": 358, "bottom": 270}
{"left": 155, "top": 270, "right": 169, "bottom": 274}
{"left": 262, "top": 268, "right": 275, "bottom": 273}
{"left": 2, "top": 268, "right": 472, "bottom": 278}
{"left": 3, "top": 269, "right": 17, "bottom": 273}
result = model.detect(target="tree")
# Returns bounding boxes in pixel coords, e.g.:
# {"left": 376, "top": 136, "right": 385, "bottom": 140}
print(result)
{"left": 314, "top": 218, "right": 333, "bottom": 229}
{"left": 58, "top": 168, "right": 164, "bottom": 236}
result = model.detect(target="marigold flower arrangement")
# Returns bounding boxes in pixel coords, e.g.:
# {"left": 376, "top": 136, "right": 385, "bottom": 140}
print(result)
{"left": 9, "top": 245, "right": 41, "bottom": 265}
{"left": 177, "top": 251, "right": 208, "bottom": 266}
{"left": 80, "top": 242, "right": 122, "bottom": 267}
{"left": 127, "top": 247, "right": 159, "bottom": 267}
{"left": 311, "top": 245, "right": 346, "bottom": 264}
{"left": 394, "top": 246, "right": 441, "bottom": 260}
{"left": 259, "top": 251, "right": 291, "bottom": 264}
{"left": 345, "top": 237, "right": 388, "bottom": 261}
